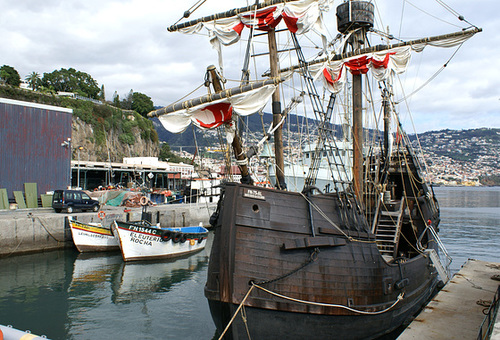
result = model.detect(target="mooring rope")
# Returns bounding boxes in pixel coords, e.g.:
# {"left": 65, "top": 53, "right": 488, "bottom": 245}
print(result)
{"left": 252, "top": 283, "right": 405, "bottom": 315}
{"left": 218, "top": 282, "right": 405, "bottom": 339}
{"left": 218, "top": 285, "right": 255, "bottom": 340}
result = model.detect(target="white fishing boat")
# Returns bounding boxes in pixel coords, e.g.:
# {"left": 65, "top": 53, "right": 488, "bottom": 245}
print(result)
{"left": 111, "top": 220, "right": 209, "bottom": 262}
{"left": 68, "top": 216, "right": 119, "bottom": 252}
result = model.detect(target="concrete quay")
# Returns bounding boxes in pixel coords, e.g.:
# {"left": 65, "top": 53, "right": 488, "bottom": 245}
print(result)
{"left": 0, "top": 202, "right": 217, "bottom": 257}
{"left": 398, "top": 259, "right": 500, "bottom": 340}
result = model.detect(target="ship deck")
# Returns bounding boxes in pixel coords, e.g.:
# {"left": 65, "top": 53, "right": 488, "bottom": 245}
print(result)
{"left": 398, "top": 259, "right": 500, "bottom": 339}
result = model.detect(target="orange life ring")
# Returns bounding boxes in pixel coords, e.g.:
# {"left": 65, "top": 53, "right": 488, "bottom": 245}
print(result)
{"left": 140, "top": 196, "right": 149, "bottom": 206}
{"left": 98, "top": 211, "right": 106, "bottom": 220}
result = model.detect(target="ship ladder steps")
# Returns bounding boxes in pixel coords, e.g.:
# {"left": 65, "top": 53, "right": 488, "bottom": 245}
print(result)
{"left": 424, "top": 249, "right": 451, "bottom": 284}
{"left": 290, "top": 33, "right": 351, "bottom": 191}
{"left": 375, "top": 197, "right": 406, "bottom": 258}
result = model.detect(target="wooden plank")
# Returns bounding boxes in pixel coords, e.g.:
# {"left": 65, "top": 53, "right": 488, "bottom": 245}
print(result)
{"left": 13, "top": 191, "right": 27, "bottom": 209}
{"left": 24, "top": 182, "right": 38, "bottom": 208}
{"left": 282, "top": 236, "right": 347, "bottom": 250}
{"left": 0, "top": 188, "right": 9, "bottom": 209}
{"left": 40, "top": 194, "right": 53, "bottom": 208}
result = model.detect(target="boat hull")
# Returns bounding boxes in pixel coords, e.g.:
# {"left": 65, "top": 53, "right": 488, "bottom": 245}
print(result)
{"left": 69, "top": 218, "right": 119, "bottom": 252}
{"left": 205, "top": 183, "right": 439, "bottom": 339}
{"left": 208, "top": 285, "right": 435, "bottom": 340}
{"left": 112, "top": 221, "right": 208, "bottom": 262}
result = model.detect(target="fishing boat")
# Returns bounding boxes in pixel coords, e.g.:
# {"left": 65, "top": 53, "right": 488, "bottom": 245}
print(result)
{"left": 111, "top": 220, "right": 209, "bottom": 262}
{"left": 68, "top": 216, "right": 119, "bottom": 252}
{"left": 0, "top": 324, "right": 48, "bottom": 340}
{"left": 151, "top": 0, "right": 480, "bottom": 338}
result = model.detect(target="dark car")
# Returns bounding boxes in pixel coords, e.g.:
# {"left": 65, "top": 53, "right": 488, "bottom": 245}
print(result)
{"left": 52, "top": 190, "right": 100, "bottom": 213}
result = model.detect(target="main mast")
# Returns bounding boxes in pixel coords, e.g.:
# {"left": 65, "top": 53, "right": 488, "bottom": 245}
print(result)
{"left": 268, "top": 28, "right": 286, "bottom": 190}
{"left": 336, "top": 0, "right": 375, "bottom": 201}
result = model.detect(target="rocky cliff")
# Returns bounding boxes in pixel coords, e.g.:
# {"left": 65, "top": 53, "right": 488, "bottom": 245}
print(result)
{"left": 71, "top": 115, "right": 159, "bottom": 162}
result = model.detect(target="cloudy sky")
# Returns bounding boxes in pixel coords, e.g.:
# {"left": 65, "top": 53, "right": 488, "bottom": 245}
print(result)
{"left": 1, "top": 0, "right": 497, "bottom": 133}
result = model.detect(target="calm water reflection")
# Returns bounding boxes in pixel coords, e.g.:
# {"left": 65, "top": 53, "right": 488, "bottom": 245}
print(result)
{"left": 0, "top": 235, "right": 215, "bottom": 339}
{"left": 0, "top": 187, "right": 499, "bottom": 339}
{"left": 434, "top": 186, "right": 500, "bottom": 273}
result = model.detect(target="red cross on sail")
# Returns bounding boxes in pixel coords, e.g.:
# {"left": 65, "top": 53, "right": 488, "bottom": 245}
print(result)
{"left": 322, "top": 47, "right": 411, "bottom": 93}
{"left": 194, "top": 103, "right": 233, "bottom": 129}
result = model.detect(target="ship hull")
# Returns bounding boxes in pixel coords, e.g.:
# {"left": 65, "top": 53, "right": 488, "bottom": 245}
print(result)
{"left": 205, "top": 183, "right": 439, "bottom": 339}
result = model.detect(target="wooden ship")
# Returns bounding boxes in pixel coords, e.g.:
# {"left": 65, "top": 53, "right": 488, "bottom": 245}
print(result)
{"left": 150, "top": 0, "right": 481, "bottom": 338}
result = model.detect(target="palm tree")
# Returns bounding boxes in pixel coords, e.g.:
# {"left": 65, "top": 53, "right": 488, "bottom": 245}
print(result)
{"left": 25, "top": 71, "right": 41, "bottom": 91}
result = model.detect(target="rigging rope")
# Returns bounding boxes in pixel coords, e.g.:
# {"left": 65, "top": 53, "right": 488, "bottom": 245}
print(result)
{"left": 404, "top": 0, "right": 462, "bottom": 29}
{"left": 396, "top": 42, "right": 465, "bottom": 104}
{"left": 434, "top": 0, "right": 478, "bottom": 28}
{"left": 173, "top": 0, "right": 207, "bottom": 26}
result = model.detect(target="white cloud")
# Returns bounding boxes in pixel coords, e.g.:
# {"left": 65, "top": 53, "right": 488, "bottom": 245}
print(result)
{"left": 0, "top": 0, "right": 497, "bottom": 133}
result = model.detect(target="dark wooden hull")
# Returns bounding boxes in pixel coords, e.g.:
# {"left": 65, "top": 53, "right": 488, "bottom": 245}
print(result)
{"left": 205, "top": 183, "right": 439, "bottom": 339}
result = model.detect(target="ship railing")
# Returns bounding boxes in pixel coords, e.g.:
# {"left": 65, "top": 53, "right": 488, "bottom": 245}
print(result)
{"left": 477, "top": 284, "right": 500, "bottom": 340}
{"left": 370, "top": 192, "right": 383, "bottom": 234}
{"left": 418, "top": 223, "right": 452, "bottom": 281}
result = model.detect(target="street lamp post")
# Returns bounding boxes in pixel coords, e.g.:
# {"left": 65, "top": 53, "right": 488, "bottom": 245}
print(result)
{"left": 61, "top": 137, "right": 71, "bottom": 188}
{"left": 77, "top": 146, "right": 83, "bottom": 189}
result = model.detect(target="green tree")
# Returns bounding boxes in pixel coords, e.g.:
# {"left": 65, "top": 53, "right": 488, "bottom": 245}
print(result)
{"left": 25, "top": 71, "right": 41, "bottom": 90}
{"left": 0, "top": 65, "right": 21, "bottom": 87}
{"left": 131, "top": 92, "right": 154, "bottom": 117}
{"left": 121, "top": 89, "right": 133, "bottom": 110}
{"left": 99, "top": 84, "right": 105, "bottom": 100}
{"left": 158, "top": 143, "right": 192, "bottom": 164}
{"left": 113, "top": 91, "right": 120, "bottom": 108}
{"left": 41, "top": 68, "right": 100, "bottom": 99}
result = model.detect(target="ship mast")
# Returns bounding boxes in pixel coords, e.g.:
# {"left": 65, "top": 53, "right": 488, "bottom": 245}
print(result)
{"left": 336, "top": 0, "right": 375, "bottom": 201}
{"left": 268, "top": 28, "right": 286, "bottom": 190}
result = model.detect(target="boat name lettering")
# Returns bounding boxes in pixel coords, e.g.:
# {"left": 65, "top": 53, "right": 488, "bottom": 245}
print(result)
{"left": 243, "top": 189, "right": 266, "bottom": 200}
{"left": 130, "top": 232, "right": 160, "bottom": 243}
{"left": 129, "top": 226, "right": 159, "bottom": 235}
{"left": 78, "top": 231, "right": 107, "bottom": 239}
{"left": 130, "top": 237, "right": 153, "bottom": 246}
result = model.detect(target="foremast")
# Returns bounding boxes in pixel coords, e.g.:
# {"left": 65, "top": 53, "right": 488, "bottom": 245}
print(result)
{"left": 336, "top": 1, "right": 375, "bottom": 202}
{"left": 165, "top": 0, "right": 306, "bottom": 189}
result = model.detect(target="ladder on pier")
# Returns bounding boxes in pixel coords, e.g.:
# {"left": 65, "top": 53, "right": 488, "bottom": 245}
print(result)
{"left": 375, "top": 197, "right": 406, "bottom": 258}
{"left": 425, "top": 249, "right": 451, "bottom": 284}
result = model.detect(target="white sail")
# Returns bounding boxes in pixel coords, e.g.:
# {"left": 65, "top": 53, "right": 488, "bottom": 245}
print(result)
{"left": 158, "top": 83, "right": 277, "bottom": 133}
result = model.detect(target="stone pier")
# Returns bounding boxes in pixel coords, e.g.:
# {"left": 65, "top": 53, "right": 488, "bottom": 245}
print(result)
{"left": 0, "top": 203, "right": 216, "bottom": 257}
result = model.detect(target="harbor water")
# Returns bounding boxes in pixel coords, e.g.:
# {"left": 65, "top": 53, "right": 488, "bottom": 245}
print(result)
{"left": 0, "top": 186, "right": 499, "bottom": 339}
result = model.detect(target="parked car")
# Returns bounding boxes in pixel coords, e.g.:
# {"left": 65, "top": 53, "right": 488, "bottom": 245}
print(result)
{"left": 52, "top": 190, "right": 100, "bottom": 213}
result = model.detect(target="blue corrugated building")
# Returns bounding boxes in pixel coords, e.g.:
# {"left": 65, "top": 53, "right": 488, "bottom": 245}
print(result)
{"left": 0, "top": 98, "right": 72, "bottom": 199}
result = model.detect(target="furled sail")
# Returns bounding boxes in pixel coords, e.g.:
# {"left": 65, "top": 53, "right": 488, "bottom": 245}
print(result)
{"left": 321, "top": 46, "right": 411, "bottom": 93}
{"left": 170, "top": 0, "right": 334, "bottom": 46}
{"left": 148, "top": 78, "right": 283, "bottom": 133}
{"left": 273, "top": 27, "right": 481, "bottom": 93}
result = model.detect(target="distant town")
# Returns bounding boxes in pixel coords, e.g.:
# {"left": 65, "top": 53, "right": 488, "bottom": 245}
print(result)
{"left": 165, "top": 127, "right": 500, "bottom": 187}
{"left": 413, "top": 128, "right": 500, "bottom": 186}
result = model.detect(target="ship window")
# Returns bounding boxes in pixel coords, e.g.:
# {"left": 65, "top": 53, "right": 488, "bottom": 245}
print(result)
{"left": 252, "top": 204, "right": 259, "bottom": 213}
